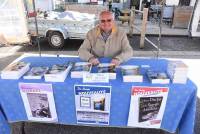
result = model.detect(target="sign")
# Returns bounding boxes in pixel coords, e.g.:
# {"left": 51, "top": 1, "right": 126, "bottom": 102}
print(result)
{"left": 128, "top": 86, "right": 169, "bottom": 128}
{"left": 74, "top": 85, "right": 111, "bottom": 125}
{"left": 83, "top": 73, "right": 109, "bottom": 83}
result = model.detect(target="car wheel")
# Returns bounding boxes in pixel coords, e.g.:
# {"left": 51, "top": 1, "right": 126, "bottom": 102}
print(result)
{"left": 48, "top": 32, "right": 64, "bottom": 48}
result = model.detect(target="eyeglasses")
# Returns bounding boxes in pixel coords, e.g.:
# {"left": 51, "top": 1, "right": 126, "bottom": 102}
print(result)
{"left": 100, "top": 19, "right": 112, "bottom": 23}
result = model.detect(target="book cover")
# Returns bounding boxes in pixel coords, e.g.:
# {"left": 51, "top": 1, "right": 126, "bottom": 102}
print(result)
{"left": 2, "top": 62, "right": 29, "bottom": 72}
{"left": 147, "top": 70, "right": 170, "bottom": 84}
{"left": 74, "top": 85, "right": 111, "bottom": 125}
{"left": 97, "top": 63, "right": 116, "bottom": 79}
{"left": 44, "top": 62, "right": 73, "bottom": 82}
{"left": 1, "top": 61, "right": 30, "bottom": 79}
{"left": 19, "top": 83, "right": 58, "bottom": 122}
{"left": 71, "top": 62, "right": 92, "bottom": 78}
{"left": 128, "top": 86, "right": 169, "bottom": 128}
{"left": 121, "top": 65, "right": 143, "bottom": 82}
{"left": 23, "top": 66, "right": 49, "bottom": 79}
{"left": 46, "top": 64, "right": 68, "bottom": 75}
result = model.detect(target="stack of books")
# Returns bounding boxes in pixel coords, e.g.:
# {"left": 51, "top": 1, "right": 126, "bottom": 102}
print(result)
{"left": 44, "top": 62, "right": 73, "bottom": 82}
{"left": 97, "top": 63, "right": 116, "bottom": 79}
{"left": 167, "top": 61, "right": 188, "bottom": 84}
{"left": 23, "top": 66, "right": 49, "bottom": 79}
{"left": 71, "top": 62, "right": 92, "bottom": 78}
{"left": 121, "top": 65, "right": 143, "bottom": 82}
{"left": 146, "top": 69, "right": 170, "bottom": 84}
{"left": 1, "top": 61, "right": 30, "bottom": 79}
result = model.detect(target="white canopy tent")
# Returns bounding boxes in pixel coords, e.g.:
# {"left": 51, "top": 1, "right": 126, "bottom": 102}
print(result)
{"left": 0, "top": 0, "right": 29, "bottom": 45}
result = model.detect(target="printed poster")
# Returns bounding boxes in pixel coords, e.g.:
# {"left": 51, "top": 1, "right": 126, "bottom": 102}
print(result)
{"left": 128, "top": 86, "right": 169, "bottom": 128}
{"left": 19, "top": 83, "right": 58, "bottom": 122}
{"left": 74, "top": 85, "right": 111, "bottom": 125}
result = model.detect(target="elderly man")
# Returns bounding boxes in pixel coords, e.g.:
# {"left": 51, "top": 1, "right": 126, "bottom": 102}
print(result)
{"left": 78, "top": 11, "right": 133, "bottom": 66}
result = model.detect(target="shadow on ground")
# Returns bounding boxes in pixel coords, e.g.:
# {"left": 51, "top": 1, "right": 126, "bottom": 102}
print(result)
{"left": 128, "top": 36, "right": 200, "bottom": 51}
{"left": 16, "top": 38, "right": 82, "bottom": 53}
{"left": 8, "top": 36, "right": 200, "bottom": 53}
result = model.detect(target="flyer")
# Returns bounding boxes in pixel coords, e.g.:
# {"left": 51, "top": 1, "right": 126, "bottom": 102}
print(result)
{"left": 19, "top": 83, "right": 58, "bottom": 122}
{"left": 128, "top": 86, "right": 169, "bottom": 128}
{"left": 74, "top": 85, "right": 111, "bottom": 125}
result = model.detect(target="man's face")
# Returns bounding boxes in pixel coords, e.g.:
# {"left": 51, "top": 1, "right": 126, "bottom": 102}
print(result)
{"left": 99, "top": 13, "right": 114, "bottom": 33}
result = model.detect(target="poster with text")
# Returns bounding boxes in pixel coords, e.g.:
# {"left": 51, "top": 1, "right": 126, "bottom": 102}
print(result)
{"left": 19, "top": 83, "right": 58, "bottom": 122}
{"left": 74, "top": 85, "right": 111, "bottom": 125}
{"left": 128, "top": 86, "right": 169, "bottom": 128}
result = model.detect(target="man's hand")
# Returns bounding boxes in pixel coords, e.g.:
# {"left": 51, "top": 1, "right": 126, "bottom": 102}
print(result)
{"left": 89, "top": 57, "right": 100, "bottom": 66}
{"left": 111, "top": 58, "right": 120, "bottom": 66}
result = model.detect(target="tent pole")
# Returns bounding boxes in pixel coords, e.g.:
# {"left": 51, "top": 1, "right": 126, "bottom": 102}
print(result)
{"left": 32, "top": 0, "right": 41, "bottom": 57}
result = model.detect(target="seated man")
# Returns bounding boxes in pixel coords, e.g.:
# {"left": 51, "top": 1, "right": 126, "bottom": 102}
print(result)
{"left": 78, "top": 11, "right": 133, "bottom": 66}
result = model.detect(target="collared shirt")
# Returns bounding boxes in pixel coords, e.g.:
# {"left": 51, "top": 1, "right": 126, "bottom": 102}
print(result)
{"left": 101, "top": 30, "right": 112, "bottom": 43}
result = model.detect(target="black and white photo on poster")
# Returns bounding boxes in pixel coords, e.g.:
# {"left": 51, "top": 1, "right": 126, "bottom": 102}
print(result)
{"left": 139, "top": 97, "right": 163, "bottom": 123}
{"left": 27, "top": 93, "right": 51, "bottom": 118}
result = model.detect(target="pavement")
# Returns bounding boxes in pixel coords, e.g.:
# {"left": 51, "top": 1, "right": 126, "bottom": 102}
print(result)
{"left": 0, "top": 35, "right": 200, "bottom": 134}
{"left": 118, "top": 19, "right": 189, "bottom": 36}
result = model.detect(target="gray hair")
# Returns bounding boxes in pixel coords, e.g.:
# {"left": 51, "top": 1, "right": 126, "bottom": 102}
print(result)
{"left": 99, "top": 10, "right": 114, "bottom": 20}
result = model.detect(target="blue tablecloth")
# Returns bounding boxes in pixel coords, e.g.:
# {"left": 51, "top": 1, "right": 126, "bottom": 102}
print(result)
{"left": 0, "top": 105, "right": 10, "bottom": 133}
{"left": 0, "top": 56, "right": 197, "bottom": 134}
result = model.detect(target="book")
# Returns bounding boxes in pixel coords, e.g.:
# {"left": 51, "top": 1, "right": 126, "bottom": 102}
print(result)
{"left": 167, "top": 60, "right": 188, "bottom": 84}
{"left": 74, "top": 85, "right": 111, "bottom": 125}
{"left": 44, "top": 62, "right": 73, "bottom": 82}
{"left": 97, "top": 63, "right": 116, "bottom": 79}
{"left": 23, "top": 67, "right": 49, "bottom": 79}
{"left": 121, "top": 65, "right": 143, "bottom": 82}
{"left": 71, "top": 62, "right": 92, "bottom": 78}
{"left": 128, "top": 86, "right": 169, "bottom": 128}
{"left": 146, "top": 70, "right": 170, "bottom": 84}
{"left": 19, "top": 83, "right": 58, "bottom": 122}
{"left": 1, "top": 61, "right": 30, "bottom": 79}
